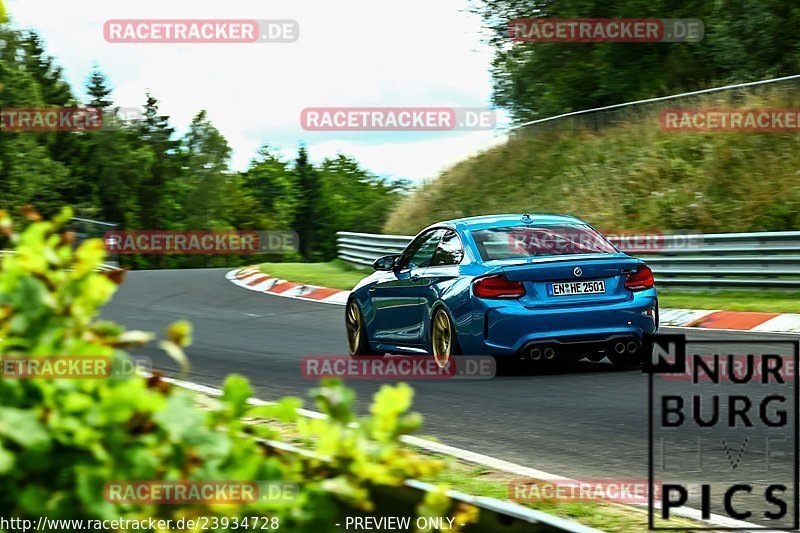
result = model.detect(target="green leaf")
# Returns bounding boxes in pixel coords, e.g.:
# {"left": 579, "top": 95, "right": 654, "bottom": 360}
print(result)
{"left": 311, "top": 379, "right": 355, "bottom": 422}
{"left": 222, "top": 374, "right": 253, "bottom": 416}
{"left": 153, "top": 393, "right": 203, "bottom": 441}
{"left": 158, "top": 339, "right": 190, "bottom": 373}
{"left": 165, "top": 320, "right": 193, "bottom": 347}
{"left": 0, "top": 407, "right": 50, "bottom": 449}
{"left": 247, "top": 397, "right": 302, "bottom": 422}
{"left": 0, "top": 444, "right": 15, "bottom": 474}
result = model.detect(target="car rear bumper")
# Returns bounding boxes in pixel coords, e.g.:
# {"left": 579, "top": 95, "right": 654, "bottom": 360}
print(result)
{"left": 459, "top": 291, "right": 658, "bottom": 356}
{"left": 517, "top": 334, "right": 642, "bottom": 362}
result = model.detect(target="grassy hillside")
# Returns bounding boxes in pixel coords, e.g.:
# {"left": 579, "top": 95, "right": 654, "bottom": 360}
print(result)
{"left": 384, "top": 89, "right": 800, "bottom": 235}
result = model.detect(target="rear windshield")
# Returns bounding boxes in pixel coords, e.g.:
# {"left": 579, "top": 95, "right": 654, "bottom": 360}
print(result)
{"left": 471, "top": 224, "right": 617, "bottom": 261}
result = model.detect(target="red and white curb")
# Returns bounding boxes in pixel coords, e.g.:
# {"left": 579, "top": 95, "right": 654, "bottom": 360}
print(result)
{"left": 227, "top": 267, "right": 351, "bottom": 305}
{"left": 660, "top": 308, "right": 800, "bottom": 333}
{"left": 228, "top": 267, "right": 800, "bottom": 334}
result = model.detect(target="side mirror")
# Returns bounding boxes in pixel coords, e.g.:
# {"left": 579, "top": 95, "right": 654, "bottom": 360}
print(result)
{"left": 373, "top": 254, "right": 400, "bottom": 271}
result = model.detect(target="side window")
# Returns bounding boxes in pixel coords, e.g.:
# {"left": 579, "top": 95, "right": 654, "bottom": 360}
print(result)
{"left": 430, "top": 230, "right": 464, "bottom": 266}
{"left": 397, "top": 230, "right": 443, "bottom": 270}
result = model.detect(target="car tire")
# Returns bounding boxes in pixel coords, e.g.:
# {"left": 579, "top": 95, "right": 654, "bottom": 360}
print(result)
{"left": 346, "top": 299, "right": 375, "bottom": 357}
{"left": 431, "top": 307, "right": 461, "bottom": 369}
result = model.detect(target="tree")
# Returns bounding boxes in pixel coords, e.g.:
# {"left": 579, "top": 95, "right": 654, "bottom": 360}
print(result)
{"left": 0, "top": 21, "right": 407, "bottom": 264}
{"left": 240, "top": 145, "right": 298, "bottom": 230}
{"left": 0, "top": 26, "right": 70, "bottom": 218}
{"left": 472, "top": 0, "right": 800, "bottom": 123}
{"left": 86, "top": 68, "right": 113, "bottom": 110}
{"left": 135, "top": 93, "right": 180, "bottom": 231}
{"left": 316, "top": 155, "right": 408, "bottom": 260}
{"left": 293, "top": 146, "right": 322, "bottom": 260}
{"left": 180, "top": 110, "right": 233, "bottom": 231}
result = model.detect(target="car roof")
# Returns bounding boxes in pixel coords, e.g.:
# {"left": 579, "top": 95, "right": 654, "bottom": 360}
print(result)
{"left": 435, "top": 213, "right": 585, "bottom": 232}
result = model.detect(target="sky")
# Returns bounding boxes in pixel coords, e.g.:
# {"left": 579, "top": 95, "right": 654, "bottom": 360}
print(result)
{"left": 5, "top": 0, "right": 510, "bottom": 182}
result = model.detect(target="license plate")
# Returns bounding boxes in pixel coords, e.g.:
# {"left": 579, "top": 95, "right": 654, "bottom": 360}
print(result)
{"left": 547, "top": 280, "right": 605, "bottom": 296}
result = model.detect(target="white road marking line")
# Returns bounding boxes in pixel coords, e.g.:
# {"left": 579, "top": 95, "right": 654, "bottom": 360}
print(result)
{"left": 159, "top": 373, "right": 769, "bottom": 530}
{"left": 661, "top": 325, "right": 798, "bottom": 336}
{"left": 752, "top": 313, "right": 800, "bottom": 333}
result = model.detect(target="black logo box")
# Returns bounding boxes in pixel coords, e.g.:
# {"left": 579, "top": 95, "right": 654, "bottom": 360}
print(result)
{"left": 644, "top": 333, "right": 799, "bottom": 531}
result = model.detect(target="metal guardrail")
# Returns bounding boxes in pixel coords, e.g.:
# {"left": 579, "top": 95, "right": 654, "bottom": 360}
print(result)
{"left": 337, "top": 230, "right": 800, "bottom": 289}
{"left": 507, "top": 73, "right": 800, "bottom": 132}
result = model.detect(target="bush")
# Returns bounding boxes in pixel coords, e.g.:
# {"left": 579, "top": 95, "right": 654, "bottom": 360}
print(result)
{"left": 0, "top": 207, "right": 448, "bottom": 530}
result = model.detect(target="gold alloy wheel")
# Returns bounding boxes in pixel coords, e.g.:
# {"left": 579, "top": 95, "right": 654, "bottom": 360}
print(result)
{"left": 346, "top": 301, "right": 362, "bottom": 355}
{"left": 432, "top": 309, "right": 452, "bottom": 368}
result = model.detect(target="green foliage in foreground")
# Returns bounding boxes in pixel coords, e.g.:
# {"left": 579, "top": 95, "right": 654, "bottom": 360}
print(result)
{"left": 385, "top": 88, "right": 800, "bottom": 236}
{"left": 0, "top": 209, "right": 461, "bottom": 530}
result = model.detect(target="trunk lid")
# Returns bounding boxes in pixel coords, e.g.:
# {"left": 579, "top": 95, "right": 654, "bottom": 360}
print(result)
{"left": 498, "top": 253, "right": 640, "bottom": 308}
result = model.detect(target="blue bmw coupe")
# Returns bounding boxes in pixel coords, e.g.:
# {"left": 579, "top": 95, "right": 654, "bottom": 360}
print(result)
{"left": 346, "top": 214, "right": 658, "bottom": 368}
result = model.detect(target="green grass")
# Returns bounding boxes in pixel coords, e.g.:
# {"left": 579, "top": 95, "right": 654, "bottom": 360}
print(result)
{"left": 257, "top": 260, "right": 368, "bottom": 290}
{"left": 659, "top": 290, "right": 800, "bottom": 313}
{"left": 416, "top": 455, "right": 709, "bottom": 532}
{"left": 383, "top": 87, "right": 800, "bottom": 237}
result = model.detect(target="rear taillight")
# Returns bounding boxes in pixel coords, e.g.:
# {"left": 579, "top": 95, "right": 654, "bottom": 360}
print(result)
{"left": 625, "top": 265, "right": 655, "bottom": 291}
{"left": 473, "top": 275, "right": 526, "bottom": 299}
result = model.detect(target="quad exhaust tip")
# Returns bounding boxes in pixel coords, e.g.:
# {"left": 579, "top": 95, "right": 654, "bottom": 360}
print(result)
{"left": 530, "top": 347, "right": 542, "bottom": 361}
{"left": 614, "top": 342, "right": 626, "bottom": 354}
{"left": 544, "top": 347, "right": 556, "bottom": 360}
{"left": 626, "top": 341, "right": 638, "bottom": 353}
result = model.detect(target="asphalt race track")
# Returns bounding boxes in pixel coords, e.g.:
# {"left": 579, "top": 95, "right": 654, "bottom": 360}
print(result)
{"left": 103, "top": 268, "right": 799, "bottom": 524}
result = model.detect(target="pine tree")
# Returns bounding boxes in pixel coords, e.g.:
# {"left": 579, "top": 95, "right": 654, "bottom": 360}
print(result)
{"left": 86, "top": 69, "right": 113, "bottom": 110}
{"left": 81, "top": 71, "right": 151, "bottom": 227}
{"left": 293, "top": 146, "right": 322, "bottom": 260}
{"left": 136, "top": 92, "right": 178, "bottom": 230}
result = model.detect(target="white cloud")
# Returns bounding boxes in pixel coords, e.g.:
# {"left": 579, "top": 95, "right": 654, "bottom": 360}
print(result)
{"left": 6, "top": 0, "right": 505, "bottom": 181}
